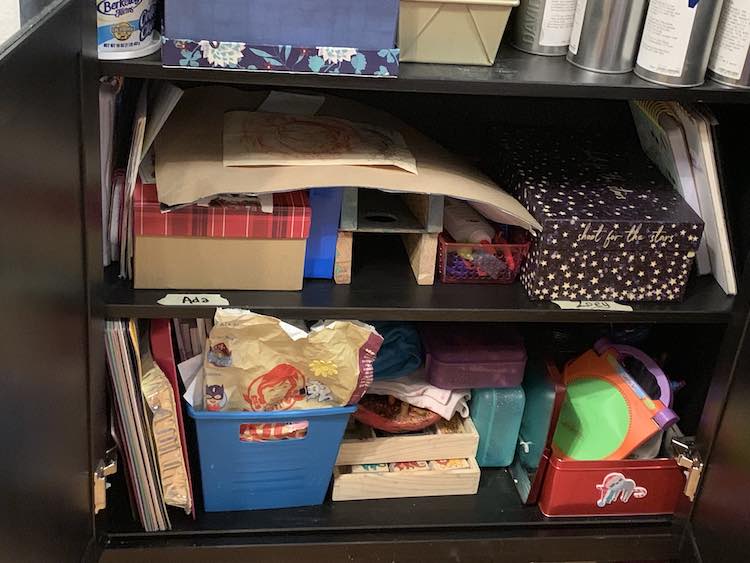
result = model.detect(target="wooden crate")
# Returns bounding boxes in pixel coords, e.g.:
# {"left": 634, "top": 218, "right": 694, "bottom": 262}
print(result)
{"left": 335, "top": 417, "right": 479, "bottom": 466}
{"left": 332, "top": 458, "right": 480, "bottom": 501}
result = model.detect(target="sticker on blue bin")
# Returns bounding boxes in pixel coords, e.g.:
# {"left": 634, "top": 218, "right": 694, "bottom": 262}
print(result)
{"left": 239, "top": 421, "right": 309, "bottom": 442}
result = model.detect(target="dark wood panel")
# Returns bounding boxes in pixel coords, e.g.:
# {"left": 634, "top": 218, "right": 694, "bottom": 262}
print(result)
{"left": 98, "top": 46, "right": 750, "bottom": 103}
{"left": 691, "top": 294, "right": 750, "bottom": 561}
{"left": 0, "top": 1, "right": 91, "bottom": 561}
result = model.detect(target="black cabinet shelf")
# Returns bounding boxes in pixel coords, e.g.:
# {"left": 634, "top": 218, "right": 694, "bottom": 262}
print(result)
{"left": 99, "top": 45, "right": 750, "bottom": 102}
{"left": 103, "top": 236, "right": 734, "bottom": 322}
{"left": 103, "top": 469, "right": 675, "bottom": 561}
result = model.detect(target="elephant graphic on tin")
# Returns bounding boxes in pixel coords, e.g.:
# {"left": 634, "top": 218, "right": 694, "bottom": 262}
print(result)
{"left": 595, "top": 472, "right": 648, "bottom": 507}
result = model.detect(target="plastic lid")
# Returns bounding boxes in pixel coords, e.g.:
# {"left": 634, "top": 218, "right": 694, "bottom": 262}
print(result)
{"left": 421, "top": 324, "right": 526, "bottom": 364}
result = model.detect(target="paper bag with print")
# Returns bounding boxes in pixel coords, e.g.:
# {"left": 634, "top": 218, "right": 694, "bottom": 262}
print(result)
{"left": 203, "top": 309, "right": 383, "bottom": 412}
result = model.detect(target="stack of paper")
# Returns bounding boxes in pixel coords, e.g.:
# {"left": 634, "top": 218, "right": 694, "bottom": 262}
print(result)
{"left": 631, "top": 101, "right": 737, "bottom": 296}
{"left": 105, "top": 319, "right": 195, "bottom": 531}
{"left": 106, "top": 81, "right": 184, "bottom": 278}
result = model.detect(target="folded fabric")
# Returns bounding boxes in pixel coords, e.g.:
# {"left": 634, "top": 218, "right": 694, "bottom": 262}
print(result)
{"left": 367, "top": 371, "right": 470, "bottom": 420}
{"left": 371, "top": 322, "right": 423, "bottom": 380}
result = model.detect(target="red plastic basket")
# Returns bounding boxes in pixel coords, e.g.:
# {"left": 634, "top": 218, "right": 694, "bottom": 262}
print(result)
{"left": 438, "top": 233, "right": 530, "bottom": 284}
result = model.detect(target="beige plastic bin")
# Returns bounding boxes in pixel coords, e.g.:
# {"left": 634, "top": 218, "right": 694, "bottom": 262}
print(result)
{"left": 398, "top": 0, "right": 519, "bottom": 65}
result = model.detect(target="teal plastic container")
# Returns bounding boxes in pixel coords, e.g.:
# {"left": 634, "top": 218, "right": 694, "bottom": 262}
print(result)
{"left": 471, "top": 387, "right": 525, "bottom": 467}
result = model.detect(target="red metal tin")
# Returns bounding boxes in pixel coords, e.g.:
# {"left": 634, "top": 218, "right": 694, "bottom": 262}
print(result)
{"left": 538, "top": 453, "right": 685, "bottom": 517}
{"left": 518, "top": 358, "right": 687, "bottom": 517}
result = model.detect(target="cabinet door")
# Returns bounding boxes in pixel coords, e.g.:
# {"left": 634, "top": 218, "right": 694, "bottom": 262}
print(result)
{"left": 690, "top": 309, "right": 750, "bottom": 562}
{"left": 0, "top": 1, "right": 93, "bottom": 561}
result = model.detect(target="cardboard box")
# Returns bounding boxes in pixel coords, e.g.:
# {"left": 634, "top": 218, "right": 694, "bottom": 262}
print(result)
{"left": 133, "top": 183, "right": 310, "bottom": 290}
{"left": 134, "top": 236, "right": 307, "bottom": 290}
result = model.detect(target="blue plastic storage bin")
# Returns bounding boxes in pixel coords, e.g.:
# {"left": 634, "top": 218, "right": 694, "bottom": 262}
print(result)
{"left": 305, "top": 188, "right": 343, "bottom": 279}
{"left": 188, "top": 405, "right": 355, "bottom": 511}
{"left": 164, "top": 0, "right": 399, "bottom": 51}
{"left": 471, "top": 387, "right": 525, "bottom": 468}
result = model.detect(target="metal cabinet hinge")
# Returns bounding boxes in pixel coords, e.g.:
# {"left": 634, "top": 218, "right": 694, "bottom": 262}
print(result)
{"left": 94, "top": 447, "right": 118, "bottom": 514}
{"left": 672, "top": 437, "right": 703, "bottom": 502}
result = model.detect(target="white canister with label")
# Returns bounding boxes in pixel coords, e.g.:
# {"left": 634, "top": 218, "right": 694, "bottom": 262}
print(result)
{"left": 511, "top": 0, "right": 578, "bottom": 56}
{"left": 708, "top": 0, "right": 750, "bottom": 89}
{"left": 97, "top": 0, "right": 160, "bottom": 60}
{"left": 635, "top": 0, "right": 725, "bottom": 88}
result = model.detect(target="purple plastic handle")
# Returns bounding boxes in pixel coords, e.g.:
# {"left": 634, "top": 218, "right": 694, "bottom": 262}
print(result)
{"left": 594, "top": 338, "right": 678, "bottom": 430}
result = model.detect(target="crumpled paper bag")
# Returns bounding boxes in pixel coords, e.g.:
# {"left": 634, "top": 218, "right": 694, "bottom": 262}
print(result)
{"left": 203, "top": 309, "right": 383, "bottom": 412}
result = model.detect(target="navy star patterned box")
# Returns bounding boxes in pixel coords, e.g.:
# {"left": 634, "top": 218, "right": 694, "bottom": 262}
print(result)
{"left": 490, "top": 130, "right": 704, "bottom": 303}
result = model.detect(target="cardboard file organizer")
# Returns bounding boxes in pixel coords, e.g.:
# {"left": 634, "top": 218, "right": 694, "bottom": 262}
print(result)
{"left": 334, "top": 189, "right": 444, "bottom": 285}
{"left": 332, "top": 416, "right": 480, "bottom": 501}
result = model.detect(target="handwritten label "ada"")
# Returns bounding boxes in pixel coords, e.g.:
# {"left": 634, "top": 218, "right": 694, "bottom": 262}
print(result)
{"left": 553, "top": 300, "right": 633, "bottom": 312}
{"left": 158, "top": 294, "right": 230, "bottom": 306}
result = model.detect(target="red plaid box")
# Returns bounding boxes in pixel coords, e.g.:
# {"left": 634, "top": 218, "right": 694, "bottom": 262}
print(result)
{"left": 134, "top": 182, "right": 311, "bottom": 240}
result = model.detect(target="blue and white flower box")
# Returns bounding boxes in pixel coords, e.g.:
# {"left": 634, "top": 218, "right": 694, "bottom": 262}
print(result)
{"left": 162, "top": 0, "right": 400, "bottom": 77}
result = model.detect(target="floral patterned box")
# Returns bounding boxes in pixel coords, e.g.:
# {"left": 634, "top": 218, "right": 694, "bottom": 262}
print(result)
{"left": 164, "top": 0, "right": 399, "bottom": 51}
{"left": 490, "top": 129, "right": 704, "bottom": 303}
{"left": 162, "top": 38, "right": 400, "bottom": 77}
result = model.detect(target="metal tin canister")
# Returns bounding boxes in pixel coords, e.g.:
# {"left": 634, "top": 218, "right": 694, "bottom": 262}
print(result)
{"left": 567, "top": 0, "right": 648, "bottom": 74}
{"left": 511, "top": 0, "right": 578, "bottom": 56}
{"left": 635, "top": 0, "right": 725, "bottom": 88}
{"left": 708, "top": 0, "right": 750, "bottom": 89}
{"left": 97, "top": 0, "right": 160, "bottom": 60}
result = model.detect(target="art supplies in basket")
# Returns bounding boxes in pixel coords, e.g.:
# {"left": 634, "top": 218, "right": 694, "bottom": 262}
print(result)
{"left": 439, "top": 198, "right": 531, "bottom": 284}
{"left": 203, "top": 309, "right": 384, "bottom": 412}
